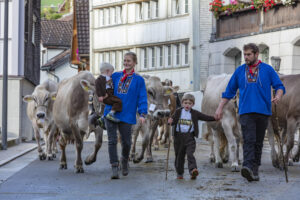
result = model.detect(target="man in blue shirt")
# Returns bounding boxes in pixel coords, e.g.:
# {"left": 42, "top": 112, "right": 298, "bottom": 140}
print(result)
{"left": 215, "top": 43, "right": 285, "bottom": 182}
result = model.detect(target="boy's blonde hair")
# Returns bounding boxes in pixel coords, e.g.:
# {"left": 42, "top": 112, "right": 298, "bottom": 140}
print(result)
{"left": 100, "top": 62, "right": 114, "bottom": 73}
{"left": 181, "top": 93, "right": 195, "bottom": 104}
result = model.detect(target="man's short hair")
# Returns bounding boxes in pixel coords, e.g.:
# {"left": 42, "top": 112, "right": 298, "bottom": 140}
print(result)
{"left": 100, "top": 62, "right": 114, "bottom": 73}
{"left": 243, "top": 43, "right": 259, "bottom": 54}
{"left": 181, "top": 93, "right": 195, "bottom": 104}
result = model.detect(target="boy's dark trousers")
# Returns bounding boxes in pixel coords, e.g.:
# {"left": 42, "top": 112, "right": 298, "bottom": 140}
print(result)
{"left": 173, "top": 132, "right": 197, "bottom": 175}
{"left": 103, "top": 88, "right": 122, "bottom": 112}
{"left": 239, "top": 113, "right": 269, "bottom": 171}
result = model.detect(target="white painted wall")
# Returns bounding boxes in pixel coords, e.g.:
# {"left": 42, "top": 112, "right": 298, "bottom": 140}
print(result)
{"left": 209, "top": 28, "right": 300, "bottom": 75}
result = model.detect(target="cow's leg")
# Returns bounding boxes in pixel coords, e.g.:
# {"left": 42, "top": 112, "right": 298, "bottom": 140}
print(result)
{"left": 145, "top": 121, "right": 158, "bottom": 163}
{"left": 285, "top": 119, "right": 297, "bottom": 167}
{"left": 71, "top": 124, "right": 84, "bottom": 173}
{"left": 46, "top": 124, "right": 56, "bottom": 160}
{"left": 212, "top": 129, "right": 223, "bottom": 168}
{"left": 206, "top": 126, "right": 215, "bottom": 163}
{"left": 130, "top": 125, "right": 140, "bottom": 161}
{"left": 133, "top": 123, "right": 149, "bottom": 163}
{"left": 292, "top": 129, "right": 300, "bottom": 162}
{"left": 33, "top": 124, "right": 46, "bottom": 160}
{"left": 85, "top": 127, "right": 103, "bottom": 165}
{"left": 222, "top": 120, "right": 239, "bottom": 172}
{"left": 59, "top": 136, "right": 67, "bottom": 170}
{"left": 153, "top": 129, "right": 159, "bottom": 151}
{"left": 267, "top": 122, "right": 280, "bottom": 168}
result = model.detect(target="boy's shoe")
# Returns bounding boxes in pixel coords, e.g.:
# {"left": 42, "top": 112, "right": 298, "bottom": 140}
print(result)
{"left": 190, "top": 168, "right": 199, "bottom": 180}
{"left": 177, "top": 174, "right": 184, "bottom": 179}
{"left": 111, "top": 165, "right": 120, "bottom": 179}
{"left": 98, "top": 117, "right": 106, "bottom": 130}
{"left": 106, "top": 112, "right": 120, "bottom": 123}
{"left": 121, "top": 158, "right": 129, "bottom": 176}
{"left": 241, "top": 166, "right": 255, "bottom": 182}
{"left": 252, "top": 165, "right": 260, "bottom": 181}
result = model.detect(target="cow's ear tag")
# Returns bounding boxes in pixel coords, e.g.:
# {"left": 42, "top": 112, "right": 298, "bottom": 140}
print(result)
{"left": 84, "top": 86, "right": 89, "bottom": 91}
{"left": 51, "top": 96, "right": 56, "bottom": 100}
{"left": 165, "top": 89, "right": 172, "bottom": 95}
{"left": 23, "top": 95, "right": 34, "bottom": 102}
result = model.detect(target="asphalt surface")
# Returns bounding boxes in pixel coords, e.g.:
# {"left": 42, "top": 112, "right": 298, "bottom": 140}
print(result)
{"left": 0, "top": 138, "right": 300, "bottom": 200}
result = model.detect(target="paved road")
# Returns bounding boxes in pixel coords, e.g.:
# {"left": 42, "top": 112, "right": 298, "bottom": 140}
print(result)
{"left": 0, "top": 139, "right": 300, "bottom": 200}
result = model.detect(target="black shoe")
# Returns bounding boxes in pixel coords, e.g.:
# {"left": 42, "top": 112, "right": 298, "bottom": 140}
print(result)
{"left": 252, "top": 165, "right": 260, "bottom": 181}
{"left": 98, "top": 117, "right": 106, "bottom": 130}
{"left": 121, "top": 158, "right": 129, "bottom": 176}
{"left": 111, "top": 165, "right": 120, "bottom": 179}
{"left": 241, "top": 166, "right": 255, "bottom": 182}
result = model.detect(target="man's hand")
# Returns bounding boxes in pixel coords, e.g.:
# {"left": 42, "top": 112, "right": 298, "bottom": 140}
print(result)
{"left": 103, "top": 93, "right": 108, "bottom": 99}
{"left": 98, "top": 96, "right": 104, "bottom": 102}
{"left": 272, "top": 89, "right": 284, "bottom": 105}
{"left": 168, "top": 118, "right": 173, "bottom": 124}
{"left": 139, "top": 117, "right": 146, "bottom": 124}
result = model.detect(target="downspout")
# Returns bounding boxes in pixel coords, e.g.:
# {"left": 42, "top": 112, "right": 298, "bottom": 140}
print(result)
{"left": 47, "top": 70, "right": 60, "bottom": 83}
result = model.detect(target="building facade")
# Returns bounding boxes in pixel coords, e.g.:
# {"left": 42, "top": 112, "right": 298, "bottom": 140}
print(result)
{"left": 0, "top": 0, "right": 41, "bottom": 142}
{"left": 209, "top": 3, "right": 300, "bottom": 75}
{"left": 90, "top": 0, "right": 212, "bottom": 92}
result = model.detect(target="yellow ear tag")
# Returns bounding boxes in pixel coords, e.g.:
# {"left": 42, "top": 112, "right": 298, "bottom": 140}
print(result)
{"left": 84, "top": 86, "right": 89, "bottom": 91}
{"left": 51, "top": 96, "right": 56, "bottom": 100}
{"left": 165, "top": 89, "right": 172, "bottom": 95}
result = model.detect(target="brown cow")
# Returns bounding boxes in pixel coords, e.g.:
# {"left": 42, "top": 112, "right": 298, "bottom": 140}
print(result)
{"left": 130, "top": 76, "right": 179, "bottom": 163}
{"left": 52, "top": 71, "right": 103, "bottom": 173}
{"left": 23, "top": 80, "right": 58, "bottom": 160}
{"left": 267, "top": 74, "right": 300, "bottom": 169}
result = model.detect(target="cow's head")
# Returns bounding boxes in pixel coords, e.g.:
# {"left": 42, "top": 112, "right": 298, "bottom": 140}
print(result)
{"left": 145, "top": 76, "right": 179, "bottom": 119}
{"left": 23, "top": 90, "right": 56, "bottom": 127}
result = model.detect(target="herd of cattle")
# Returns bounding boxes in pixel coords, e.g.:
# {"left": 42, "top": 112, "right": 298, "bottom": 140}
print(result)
{"left": 23, "top": 71, "right": 300, "bottom": 174}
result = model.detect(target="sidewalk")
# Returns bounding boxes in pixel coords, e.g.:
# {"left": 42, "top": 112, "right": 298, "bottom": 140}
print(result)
{"left": 0, "top": 141, "right": 38, "bottom": 167}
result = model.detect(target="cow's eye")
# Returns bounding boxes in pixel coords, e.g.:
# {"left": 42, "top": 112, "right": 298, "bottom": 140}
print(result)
{"left": 148, "top": 89, "right": 155, "bottom": 98}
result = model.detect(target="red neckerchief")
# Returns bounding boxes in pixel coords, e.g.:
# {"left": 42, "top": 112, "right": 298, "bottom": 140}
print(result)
{"left": 248, "top": 60, "right": 261, "bottom": 75}
{"left": 121, "top": 69, "right": 135, "bottom": 82}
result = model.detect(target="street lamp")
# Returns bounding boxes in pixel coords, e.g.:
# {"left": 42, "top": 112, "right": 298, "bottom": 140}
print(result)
{"left": 271, "top": 56, "right": 281, "bottom": 72}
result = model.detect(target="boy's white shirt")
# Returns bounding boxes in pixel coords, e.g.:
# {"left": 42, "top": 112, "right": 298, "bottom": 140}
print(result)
{"left": 101, "top": 74, "right": 112, "bottom": 89}
{"left": 176, "top": 109, "right": 194, "bottom": 133}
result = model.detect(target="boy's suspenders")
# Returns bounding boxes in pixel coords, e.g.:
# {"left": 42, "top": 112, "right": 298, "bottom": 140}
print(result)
{"left": 177, "top": 110, "right": 193, "bottom": 134}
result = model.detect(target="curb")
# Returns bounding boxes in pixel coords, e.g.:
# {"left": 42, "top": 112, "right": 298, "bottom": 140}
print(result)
{"left": 0, "top": 145, "right": 38, "bottom": 167}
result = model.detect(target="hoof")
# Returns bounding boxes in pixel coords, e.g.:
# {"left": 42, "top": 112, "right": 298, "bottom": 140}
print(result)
{"left": 209, "top": 156, "right": 215, "bottom": 163}
{"left": 154, "top": 146, "right": 159, "bottom": 151}
{"left": 215, "top": 162, "right": 223, "bottom": 168}
{"left": 84, "top": 157, "right": 96, "bottom": 165}
{"left": 59, "top": 163, "right": 67, "bottom": 170}
{"left": 164, "top": 144, "right": 169, "bottom": 148}
{"left": 133, "top": 158, "right": 143, "bottom": 164}
{"left": 47, "top": 155, "right": 54, "bottom": 161}
{"left": 272, "top": 160, "right": 280, "bottom": 169}
{"left": 53, "top": 154, "right": 56, "bottom": 158}
{"left": 39, "top": 153, "right": 46, "bottom": 160}
{"left": 145, "top": 157, "right": 153, "bottom": 163}
{"left": 75, "top": 167, "right": 84, "bottom": 173}
{"left": 222, "top": 157, "right": 229, "bottom": 164}
{"left": 293, "top": 154, "right": 299, "bottom": 162}
{"left": 231, "top": 166, "right": 240, "bottom": 172}
{"left": 288, "top": 159, "right": 294, "bottom": 166}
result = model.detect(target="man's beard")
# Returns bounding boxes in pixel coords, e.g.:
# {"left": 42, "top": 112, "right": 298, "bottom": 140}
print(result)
{"left": 246, "top": 59, "right": 257, "bottom": 66}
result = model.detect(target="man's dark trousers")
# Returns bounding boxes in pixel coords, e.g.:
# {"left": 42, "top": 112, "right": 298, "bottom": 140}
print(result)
{"left": 173, "top": 132, "right": 197, "bottom": 175}
{"left": 239, "top": 113, "right": 269, "bottom": 170}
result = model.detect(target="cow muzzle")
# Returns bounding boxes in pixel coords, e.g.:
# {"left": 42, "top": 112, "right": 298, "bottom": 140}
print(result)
{"left": 153, "top": 109, "right": 170, "bottom": 119}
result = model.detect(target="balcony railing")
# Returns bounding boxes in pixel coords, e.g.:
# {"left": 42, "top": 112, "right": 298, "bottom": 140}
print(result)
{"left": 213, "top": 2, "right": 300, "bottom": 40}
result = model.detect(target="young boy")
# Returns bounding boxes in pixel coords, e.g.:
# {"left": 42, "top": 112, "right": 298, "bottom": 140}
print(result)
{"left": 95, "top": 62, "right": 122, "bottom": 123}
{"left": 168, "top": 93, "right": 216, "bottom": 180}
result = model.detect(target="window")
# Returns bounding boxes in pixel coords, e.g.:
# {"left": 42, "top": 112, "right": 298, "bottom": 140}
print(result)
{"left": 105, "top": 52, "right": 110, "bottom": 62}
{"left": 184, "top": 43, "right": 188, "bottom": 65}
{"left": 111, "top": 51, "right": 116, "bottom": 68}
{"left": 152, "top": 0, "right": 159, "bottom": 18}
{"left": 261, "top": 47, "right": 269, "bottom": 64}
{"left": 111, "top": 7, "right": 116, "bottom": 25}
{"left": 151, "top": 47, "right": 155, "bottom": 68}
{"left": 99, "top": 9, "right": 104, "bottom": 26}
{"left": 184, "top": 0, "right": 188, "bottom": 13}
{"left": 104, "top": 8, "right": 110, "bottom": 25}
{"left": 175, "top": 0, "right": 180, "bottom": 15}
{"left": 167, "top": 45, "right": 171, "bottom": 66}
{"left": 159, "top": 46, "right": 163, "bottom": 67}
{"left": 116, "top": 6, "right": 122, "bottom": 24}
{"left": 136, "top": 3, "right": 142, "bottom": 21}
{"left": 176, "top": 44, "right": 180, "bottom": 65}
{"left": 144, "top": 48, "right": 148, "bottom": 68}
{"left": 235, "top": 51, "right": 242, "bottom": 68}
{"left": 116, "top": 51, "right": 123, "bottom": 70}
{"left": 143, "top": 2, "right": 150, "bottom": 19}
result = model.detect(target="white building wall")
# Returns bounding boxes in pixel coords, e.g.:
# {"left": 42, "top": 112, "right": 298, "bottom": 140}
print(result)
{"left": 209, "top": 28, "right": 300, "bottom": 75}
{"left": 91, "top": 0, "right": 209, "bottom": 92}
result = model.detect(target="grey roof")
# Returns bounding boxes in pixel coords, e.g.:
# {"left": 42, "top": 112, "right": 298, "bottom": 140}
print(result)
{"left": 41, "top": 20, "right": 73, "bottom": 48}
{"left": 41, "top": 49, "right": 71, "bottom": 71}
